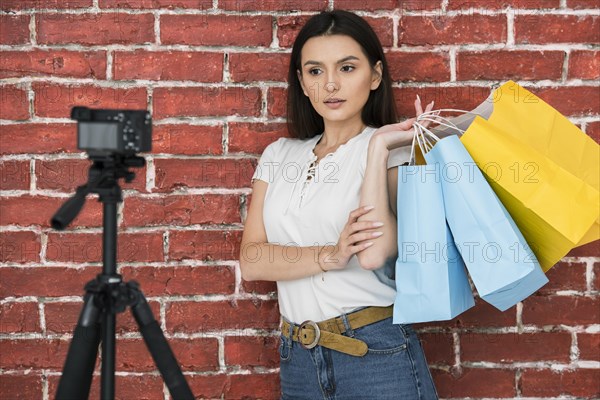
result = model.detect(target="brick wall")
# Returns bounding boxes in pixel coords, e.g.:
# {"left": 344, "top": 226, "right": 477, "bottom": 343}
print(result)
{"left": 0, "top": 0, "right": 599, "bottom": 399}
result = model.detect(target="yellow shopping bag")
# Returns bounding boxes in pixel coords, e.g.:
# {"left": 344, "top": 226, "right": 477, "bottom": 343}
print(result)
{"left": 457, "top": 80, "right": 599, "bottom": 271}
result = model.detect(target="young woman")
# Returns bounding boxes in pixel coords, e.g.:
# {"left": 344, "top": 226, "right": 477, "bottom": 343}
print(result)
{"left": 240, "top": 9, "right": 440, "bottom": 399}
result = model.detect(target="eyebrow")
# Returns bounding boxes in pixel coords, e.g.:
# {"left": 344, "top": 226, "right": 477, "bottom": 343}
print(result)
{"left": 303, "top": 55, "right": 360, "bottom": 67}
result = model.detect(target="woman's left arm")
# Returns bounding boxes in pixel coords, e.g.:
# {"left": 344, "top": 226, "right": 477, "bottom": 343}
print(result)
{"left": 356, "top": 97, "right": 435, "bottom": 270}
{"left": 355, "top": 138, "right": 404, "bottom": 270}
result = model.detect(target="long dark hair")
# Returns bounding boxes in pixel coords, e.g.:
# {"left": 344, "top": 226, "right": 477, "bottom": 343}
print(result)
{"left": 286, "top": 10, "right": 398, "bottom": 139}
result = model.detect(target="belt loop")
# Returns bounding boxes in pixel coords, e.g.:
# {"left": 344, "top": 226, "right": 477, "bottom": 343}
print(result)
{"left": 341, "top": 313, "right": 354, "bottom": 337}
{"left": 286, "top": 321, "right": 294, "bottom": 348}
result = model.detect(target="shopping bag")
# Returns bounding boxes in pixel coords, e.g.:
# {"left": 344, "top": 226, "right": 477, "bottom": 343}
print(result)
{"left": 412, "top": 125, "right": 548, "bottom": 312}
{"left": 420, "top": 80, "right": 599, "bottom": 271}
{"left": 393, "top": 135, "right": 475, "bottom": 324}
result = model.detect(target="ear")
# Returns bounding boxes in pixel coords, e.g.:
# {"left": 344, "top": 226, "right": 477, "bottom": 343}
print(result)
{"left": 371, "top": 60, "right": 383, "bottom": 91}
{"left": 297, "top": 69, "right": 308, "bottom": 97}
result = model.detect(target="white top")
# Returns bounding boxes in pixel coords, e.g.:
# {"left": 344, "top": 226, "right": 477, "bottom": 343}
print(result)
{"left": 251, "top": 125, "right": 412, "bottom": 324}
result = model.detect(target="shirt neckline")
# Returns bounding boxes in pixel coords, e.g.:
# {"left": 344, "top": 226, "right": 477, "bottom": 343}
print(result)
{"left": 308, "top": 125, "right": 372, "bottom": 164}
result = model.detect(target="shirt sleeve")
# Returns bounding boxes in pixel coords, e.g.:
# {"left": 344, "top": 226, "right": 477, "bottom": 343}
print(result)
{"left": 386, "top": 145, "right": 412, "bottom": 168}
{"left": 251, "top": 138, "right": 282, "bottom": 185}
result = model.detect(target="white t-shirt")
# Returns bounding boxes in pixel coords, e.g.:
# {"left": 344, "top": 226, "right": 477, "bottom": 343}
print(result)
{"left": 250, "top": 125, "right": 412, "bottom": 324}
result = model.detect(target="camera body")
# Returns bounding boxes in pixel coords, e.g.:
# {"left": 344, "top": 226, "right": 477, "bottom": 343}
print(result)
{"left": 72, "top": 106, "right": 152, "bottom": 156}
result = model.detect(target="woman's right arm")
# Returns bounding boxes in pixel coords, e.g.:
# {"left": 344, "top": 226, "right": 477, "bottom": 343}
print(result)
{"left": 240, "top": 179, "right": 383, "bottom": 282}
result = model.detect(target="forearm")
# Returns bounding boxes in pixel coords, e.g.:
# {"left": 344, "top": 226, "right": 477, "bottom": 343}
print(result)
{"left": 357, "top": 139, "right": 398, "bottom": 269}
{"left": 240, "top": 242, "right": 331, "bottom": 281}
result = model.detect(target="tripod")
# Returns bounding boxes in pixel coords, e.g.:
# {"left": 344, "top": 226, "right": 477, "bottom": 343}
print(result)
{"left": 52, "top": 154, "right": 194, "bottom": 400}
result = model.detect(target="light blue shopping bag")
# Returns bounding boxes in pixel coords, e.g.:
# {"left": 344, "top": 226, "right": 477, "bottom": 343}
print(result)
{"left": 423, "top": 134, "right": 548, "bottom": 311}
{"left": 393, "top": 162, "right": 475, "bottom": 324}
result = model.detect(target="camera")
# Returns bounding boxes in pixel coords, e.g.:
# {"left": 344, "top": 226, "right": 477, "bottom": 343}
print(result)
{"left": 72, "top": 106, "right": 152, "bottom": 156}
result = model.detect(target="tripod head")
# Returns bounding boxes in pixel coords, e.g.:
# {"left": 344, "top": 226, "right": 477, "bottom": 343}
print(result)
{"left": 51, "top": 154, "right": 145, "bottom": 230}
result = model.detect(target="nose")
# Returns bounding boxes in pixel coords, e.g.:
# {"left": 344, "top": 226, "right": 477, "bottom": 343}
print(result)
{"left": 324, "top": 70, "right": 339, "bottom": 93}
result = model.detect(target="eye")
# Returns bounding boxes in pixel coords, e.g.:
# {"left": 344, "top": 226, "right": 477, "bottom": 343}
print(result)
{"left": 341, "top": 65, "right": 355, "bottom": 72}
{"left": 308, "top": 68, "right": 322, "bottom": 76}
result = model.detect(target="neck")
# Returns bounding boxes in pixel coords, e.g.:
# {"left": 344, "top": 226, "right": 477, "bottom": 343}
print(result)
{"left": 319, "top": 116, "right": 367, "bottom": 148}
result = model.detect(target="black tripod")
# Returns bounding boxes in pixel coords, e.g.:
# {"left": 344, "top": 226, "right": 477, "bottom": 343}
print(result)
{"left": 52, "top": 154, "right": 194, "bottom": 400}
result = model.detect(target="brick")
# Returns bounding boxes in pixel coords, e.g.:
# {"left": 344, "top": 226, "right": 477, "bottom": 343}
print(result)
{"left": 46, "top": 232, "right": 164, "bottom": 263}
{"left": 417, "top": 332, "right": 454, "bottom": 365}
{"left": 37, "top": 13, "right": 155, "bottom": 45}
{"left": 0, "top": 123, "right": 77, "bottom": 155}
{"left": 44, "top": 301, "right": 161, "bottom": 334}
{"left": 33, "top": 83, "right": 147, "bottom": 118}
{"left": 220, "top": 0, "right": 327, "bottom": 11}
{"left": 399, "top": 15, "right": 506, "bottom": 45}
{"left": 584, "top": 121, "right": 599, "bottom": 144}
{"left": 122, "top": 194, "right": 241, "bottom": 227}
{"left": 35, "top": 159, "right": 146, "bottom": 192}
{"left": 0, "top": 302, "right": 40, "bottom": 333}
{"left": 386, "top": 51, "right": 451, "bottom": 82}
{"left": 170, "top": 338, "right": 220, "bottom": 371}
{"left": 0, "top": 195, "right": 102, "bottom": 228}
{"left": 228, "top": 122, "right": 288, "bottom": 154}
{"left": 187, "top": 373, "right": 280, "bottom": 399}
{"left": 447, "top": 0, "right": 560, "bottom": 8}
{"left": 521, "top": 369, "right": 600, "bottom": 398}
{"left": 336, "top": 0, "right": 419, "bottom": 10}
{"left": 48, "top": 374, "right": 164, "bottom": 400}
{"left": 120, "top": 265, "right": 235, "bottom": 296}
{"left": 154, "top": 158, "right": 256, "bottom": 190}
{"left": 522, "top": 296, "right": 600, "bottom": 326}
{"left": 530, "top": 86, "right": 600, "bottom": 116}
{"left": 168, "top": 229, "right": 242, "bottom": 262}
{"left": 515, "top": 15, "right": 600, "bottom": 44}
{"left": 461, "top": 332, "right": 571, "bottom": 362}
{"left": 0, "top": 339, "right": 68, "bottom": 369}
{"left": 99, "top": 0, "right": 212, "bottom": 8}
{"left": 457, "top": 50, "right": 564, "bottom": 80}
{"left": 393, "top": 85, "right": 491, "bottom": 119}
{"left": 0, "top": 267, "right": 100, "bottom": 298}
{"left": 431, "top": 368, "right": 515, "bottom": 398}
{"left": 566, "top": 239, "right": 600, "bottom": 257}
{"left": 0, "top": 50, "right": 107, "bottom": 79}
{"left": 569, "top": 50, "right": 600, "bottom": 80}
{"left": 277, "top": 15, "right": 311, "bottom": 48}
{"left": 113, "top": 50, "right": 222, "bottom": 82}
{"left": 0, "top": 374, "right": 42, "bottom": 400}
{"left": 567, "top": 0, "right": 598, "bottom": 8}
{"left": 267, "top": 87, "right": 287, "bottom": 118}
{"left": 229, "top": 52, "right": 289, "bottom": 82}
{"left": 539, "top": 261, "right": 587, "bottom": 293}
{"left": 1, "top": 0, "right": 92, "bottom": 10}
{"left": 224, "top": 335, "right": 279, "bottom": 368}
{"left": 0, "top": 85, "right": 29, "bottom": 120}
{"left": 578, "top": 333, "right": 600, "bottom": 361}
{"left": 241, "top": 279, "right": 278, "bottom": 295}
{"left": 161, "top": 15, "right": 272, "bottom": 46}
{"left": 0, "top": 160, "right": 30, "bottom": 190}
{"left": 166, "top": 299, "right": 279, "bottom": 332}
{"left": 152, "top": 87, "right": 261, "bottom": 119}
{"left": 152, "top": 124, "right": 223, "bottom": 155}
{"left": 0, "top": 231, "right": 40, "bottom": 263}
{"left": 594, "top": 261, "right": 600, "bottom": 291}
{"left": 0, "top": 15, "right": 30, "bottom": 45}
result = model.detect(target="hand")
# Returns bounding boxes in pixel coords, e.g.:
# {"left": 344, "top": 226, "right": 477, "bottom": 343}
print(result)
{"left": 319, "top": 205, "right": 383, "bottom": 271}
{"left": 371, "top": 95, "right": 439, "bottom": 151}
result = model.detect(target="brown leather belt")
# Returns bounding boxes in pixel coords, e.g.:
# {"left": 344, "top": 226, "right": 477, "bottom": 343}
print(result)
{"left": 280, "top": 305, "right": 394, "bottom": 357}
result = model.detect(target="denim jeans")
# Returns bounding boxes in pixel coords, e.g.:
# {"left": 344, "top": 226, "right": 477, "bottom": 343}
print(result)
{"left": 279, "top": 314, "right": 439, "bottom": 400}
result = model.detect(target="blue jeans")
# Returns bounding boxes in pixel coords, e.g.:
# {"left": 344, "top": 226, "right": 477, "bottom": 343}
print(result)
{"left": 279, "top": 314, "right": 439, "bottom": 400}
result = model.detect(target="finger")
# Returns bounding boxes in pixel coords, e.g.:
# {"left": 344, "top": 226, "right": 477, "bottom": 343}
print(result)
{"left": 414, "top": 96, "right": 424, "bottom": 115}
{"left": 349, "top": 241, "right": 375, "bottom": 254}
{"left": 350, "top": 205, "right": 375, "bottom": 221}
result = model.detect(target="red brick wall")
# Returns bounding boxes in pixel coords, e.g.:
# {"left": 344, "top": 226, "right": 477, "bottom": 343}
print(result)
{"left": 1, "top": 1, "right": 599, "bottom": 399}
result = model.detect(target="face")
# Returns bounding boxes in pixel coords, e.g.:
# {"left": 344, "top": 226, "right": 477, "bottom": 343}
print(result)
{"left": 297, "top": 34, "right": 382, "bottom": 126}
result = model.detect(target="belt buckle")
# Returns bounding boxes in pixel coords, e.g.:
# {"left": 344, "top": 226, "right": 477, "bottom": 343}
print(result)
{"left": 298, "top": 320, "right": 320, "bottom": 349}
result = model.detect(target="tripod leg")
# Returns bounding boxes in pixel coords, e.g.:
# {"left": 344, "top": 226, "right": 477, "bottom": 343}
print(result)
{"left": 56, "top": 291, "right": 102, "bottom": 400}
{"left": 129, "top": 283, "right": 194, "bottom": 400}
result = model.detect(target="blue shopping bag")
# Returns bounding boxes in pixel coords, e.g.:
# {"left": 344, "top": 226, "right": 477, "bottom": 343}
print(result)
{"left": 393, "top": 162, "right": 475, "bottom": 324}
{"left": 422, "top": 134, "right": 548, "bottom": 311}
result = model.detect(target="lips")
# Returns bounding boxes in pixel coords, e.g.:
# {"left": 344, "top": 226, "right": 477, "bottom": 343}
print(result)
{"left": 324, "top": 98, "right": 345, "bottom": 104}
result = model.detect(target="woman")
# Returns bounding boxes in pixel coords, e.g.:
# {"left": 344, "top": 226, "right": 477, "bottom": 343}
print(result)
{"left": 240, "top": 9, "right": 440, "bottom": 400}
